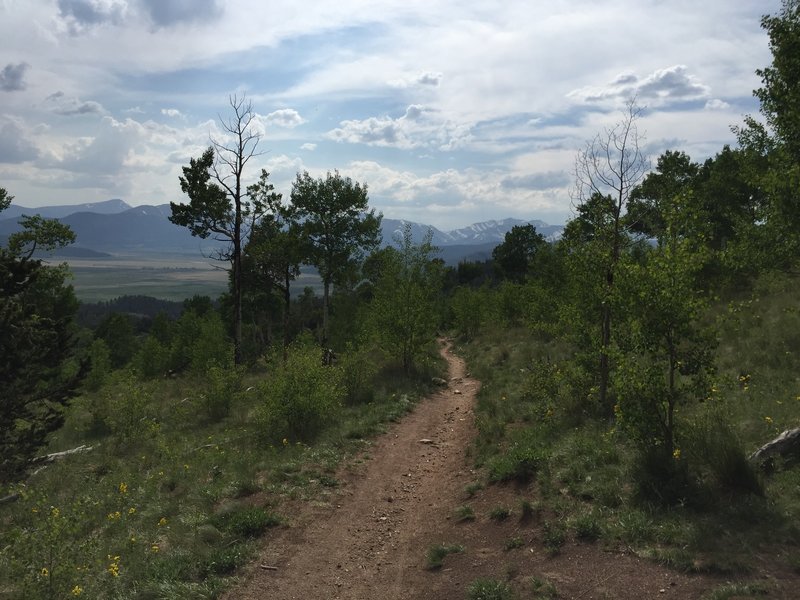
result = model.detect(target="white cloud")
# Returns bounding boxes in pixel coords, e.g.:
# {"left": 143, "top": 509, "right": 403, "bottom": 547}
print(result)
{"left": 161, "top": 108, "right": 184, "bottom": 118}
{"left": 45, "top": 91, "right": 106, "bottom": 116}
{"left": 327, "top": 105, "right": 472, "bottom": 151}
{"left": 300, "top": 143, "right": 317, "bottom": 151}
{"left": 264, "top": 108, "right": 306, "bottom": 128}
{"left": 346, "top": 159, "right": 569, "bottom": 228}
{"left": 568, "top": 65, "right": 711, "bottom": 105}
{"left": 417, "top": 71, "right": 442, "bottom": 86}
{"left": 704, "top": 98, "right": 731, "bottom": 110}
{"left": 56, "top": 0, "right": 129, "bottom": 35}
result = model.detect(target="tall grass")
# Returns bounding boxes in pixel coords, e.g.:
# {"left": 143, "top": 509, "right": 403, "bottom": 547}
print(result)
{"left": 0, "top": 342, "right": 442, "bottom": 599}
{"left": 457, "top": 271, "right": 800, "bottom": 575}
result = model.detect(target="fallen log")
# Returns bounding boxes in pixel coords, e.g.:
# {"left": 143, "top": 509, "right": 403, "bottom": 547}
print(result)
{"left": 749, "top": 427, "right": 800, "bottom": 466}
{"left": 31, "top": 444, "right": 94, "bottom": 465}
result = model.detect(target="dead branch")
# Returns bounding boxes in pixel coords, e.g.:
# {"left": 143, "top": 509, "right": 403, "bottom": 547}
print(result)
{"left": 31, "top": 444, "right": 94, "bottom": 465}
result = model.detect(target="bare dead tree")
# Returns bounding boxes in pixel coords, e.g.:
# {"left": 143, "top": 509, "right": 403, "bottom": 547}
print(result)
{"left": 572, "top": 99, "right": 649, "bottom": 411}
{"left": 170, "top": 94, "right": 264, "bottom": 365}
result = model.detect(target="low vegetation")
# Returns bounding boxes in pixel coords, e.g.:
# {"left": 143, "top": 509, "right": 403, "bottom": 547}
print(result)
{"left": 2, "top": 4, "right": 800, "bottom": 598}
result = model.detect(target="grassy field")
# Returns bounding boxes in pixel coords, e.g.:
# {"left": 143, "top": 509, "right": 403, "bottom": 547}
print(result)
{"left": 46, "top": 253, "right": 322, "bottom": 302}
{"left": 456, "top": 272, "right": 800, "bottom": 588}
{"left": 0, "top": 338, "right": 443, "bottom": 599}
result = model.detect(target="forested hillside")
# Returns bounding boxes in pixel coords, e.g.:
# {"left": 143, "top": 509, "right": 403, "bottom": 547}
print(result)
{"left": 1, "top": 2, "right": 800, "bottom": 598}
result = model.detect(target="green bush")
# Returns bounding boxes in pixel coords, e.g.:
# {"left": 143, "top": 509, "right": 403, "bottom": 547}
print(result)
{"left": 89, "top": 371, "right": 159, "bottom": 447}
{"left": 199, "top": 361, "right": 243, "bottom": 421}
{"left": 255, "top": 335, "right": 344, "bottom": 442}
{"left": 467, "top": 578, "right": 516, "bottom": 600}
{"left": 133, "top": 334, "right": 171, "bottom": 379}
{"left": 339, "top": 342, "right": 378, "bottom": 405}
{"left": 488, "top": 429, "right": 548, "bottom": 483}
{"left": 541, "top": 520, "right": 566, "bottom": 555}
{"left": 84, "top": 338, "right": 112, "bottom": 391}
{"left": 425, "top": 543, "right": 464, "bottom": 569}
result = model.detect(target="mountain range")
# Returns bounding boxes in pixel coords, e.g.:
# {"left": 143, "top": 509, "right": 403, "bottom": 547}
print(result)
{"left": 0, "top": 200, "right": 564, "bottom": 265}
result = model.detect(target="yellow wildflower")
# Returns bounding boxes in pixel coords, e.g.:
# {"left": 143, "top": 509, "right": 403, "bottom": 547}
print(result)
{"left": 158, "top": 517, "right": 168, "bottom": 527}
{"left": 50, "top": 507, "right": 60, "bottom": 518}
{"left": 40, "top": 567, "right": 49, "bottom": 577}
{"left": 118, "top": 482, "right": 128, "bottom": 495}
{"left": 764, "top": 416, "right": 774, "bottom": 424}
{"left": 128, "top": 507, "right": 136, "bottom": 515}
{"left": 151, "top": 544, "right": 159, "bottom": 553}
{"left": 672, "top": 448, "right": 681, "bottom": 460}
{"left": 282, "top": 438, "right": 289, "bottom": 446}
{"left": 71, "top": 585, "right": 83, "bottom": 596}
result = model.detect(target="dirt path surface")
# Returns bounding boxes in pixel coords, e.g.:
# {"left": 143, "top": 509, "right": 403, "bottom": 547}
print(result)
{"left": 224, "top": 341, "right": 772, "bottom": 599}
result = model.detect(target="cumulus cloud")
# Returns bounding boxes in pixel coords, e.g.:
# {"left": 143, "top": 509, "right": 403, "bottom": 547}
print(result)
{"left": 389, "top": 71, "right": 443, "bottom": 88}
{"left": 0, "top": 120, "right": 39, "bottom": 163}
{"left": 327, "top": 105, "right": 471, "bottom": 151}
{"left": 161, "top": 108, "right": 184, "bottom": 118}
{"left": 0, "top": 63, "right": 30, "bottom": 92}
{"left": 264, "top": 108, "right": 306, "bottom": 128}
{"left": 568, "top": 65, "right": 711, "bottom": 104}
{"left": 57, "top": 0, "right": 128, "bottom": 34}
{"left": 300, "top": 143, "right": 317, "bottom": 151}
{"left": 139, "top": 0, "right": 223, "bottom": 28}
{"left": 40, "top": 116, "right": 145, "bottom": 177}
{"left": 45, "top": 91, "right": 106, "bottom": 116}
{"left": 704, "top": 98, "right": 731, "bottom": 110}
{"left": 346, "top": 159, "right": 566, "bottom": 227}
{"left": 56, "top": 0, "right": 222, "bottom": 33}
{"left": 417, "top": 71, "right": 442, "bottom": 86}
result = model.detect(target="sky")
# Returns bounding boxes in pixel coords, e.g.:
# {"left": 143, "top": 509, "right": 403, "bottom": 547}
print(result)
{"left": 0, "top": 0, "right": 779, "bottom": 229}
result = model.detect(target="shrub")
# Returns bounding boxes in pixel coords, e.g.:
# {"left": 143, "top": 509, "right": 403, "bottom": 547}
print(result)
{"left": 572, "top": 511, "right": 602, "bottom": 541}
{"left": 488, "top": 429, "right": 548, "bottom": 483}
{"left": 467, "top": 578, "right": 516, "bottom": 600}
{"left": 454, "top": 505, "right": 475, "bottom": 522}
{"left": 339, "top": 342, "right": 378, "bottom": 405}
{"left": 89, "top": 371, "right": 159, "bottom": 447}
{"left": 255, "top": 335, "right": 344, "bottom": 443}
{"left": 541, "top": 520, "right": 566, "bottom": 555}
{"left": 426, "top": 543, "right": 464, "bottom": 569}
{"left": 132, "top": 334, "right": 171, "bottom": 379}
{"left": 199, "top": 360, "right": 243, "bottom": 421}
{"left": 685, "top": 410, "right": 763, "bottom": 496}
{"left": 489, "top": 506, "right": 511, "bottom": 521}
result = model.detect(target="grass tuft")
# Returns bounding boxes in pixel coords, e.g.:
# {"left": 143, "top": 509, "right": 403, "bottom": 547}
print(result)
{"left": 426, "top": 543, "right": 464, "bottom": 570}
{"left": 467, "top": 577, "right": 516, "bottom": 600}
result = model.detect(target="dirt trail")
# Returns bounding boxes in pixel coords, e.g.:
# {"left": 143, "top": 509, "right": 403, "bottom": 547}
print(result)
{"left": 226, "top": 339, "right": 479, "bottom": 599}
{"left": 225, "top": 341, "right": 779, "bottom": 600}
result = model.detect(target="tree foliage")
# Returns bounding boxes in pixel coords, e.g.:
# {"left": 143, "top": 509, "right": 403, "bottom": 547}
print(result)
{"left": 290, "top": 170, "right": 381, "bottom": 346}
{"left": 492, "top": 224, "right": 546, "bottom": 283}
{"left": 169, "top": 95, "right": 263, "bottom": 365}
{"left": 569, "top": 100, "right": 648, "bottom": 412}
{"left": 368, "top": 224, "right": 443, "bottom": 374}
{"left": 0, "top": 188, "right": 83, "bottom": 481}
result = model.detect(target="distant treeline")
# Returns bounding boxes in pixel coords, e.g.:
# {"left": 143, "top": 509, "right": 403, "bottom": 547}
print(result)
{"left": 77, "top": 294, "right": 185, "bottom": 329}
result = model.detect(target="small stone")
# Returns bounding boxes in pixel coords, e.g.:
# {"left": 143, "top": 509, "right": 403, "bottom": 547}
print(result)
{"left": 419, "top": 438, "right": 434, "bottom": 444}
{"left": 454, "top": 389, "right": 462, "bottom": 395}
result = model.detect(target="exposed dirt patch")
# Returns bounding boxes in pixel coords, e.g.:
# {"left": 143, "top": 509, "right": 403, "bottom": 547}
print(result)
{"left": 224, "top": 340, "right": 793, "bottom": 599}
